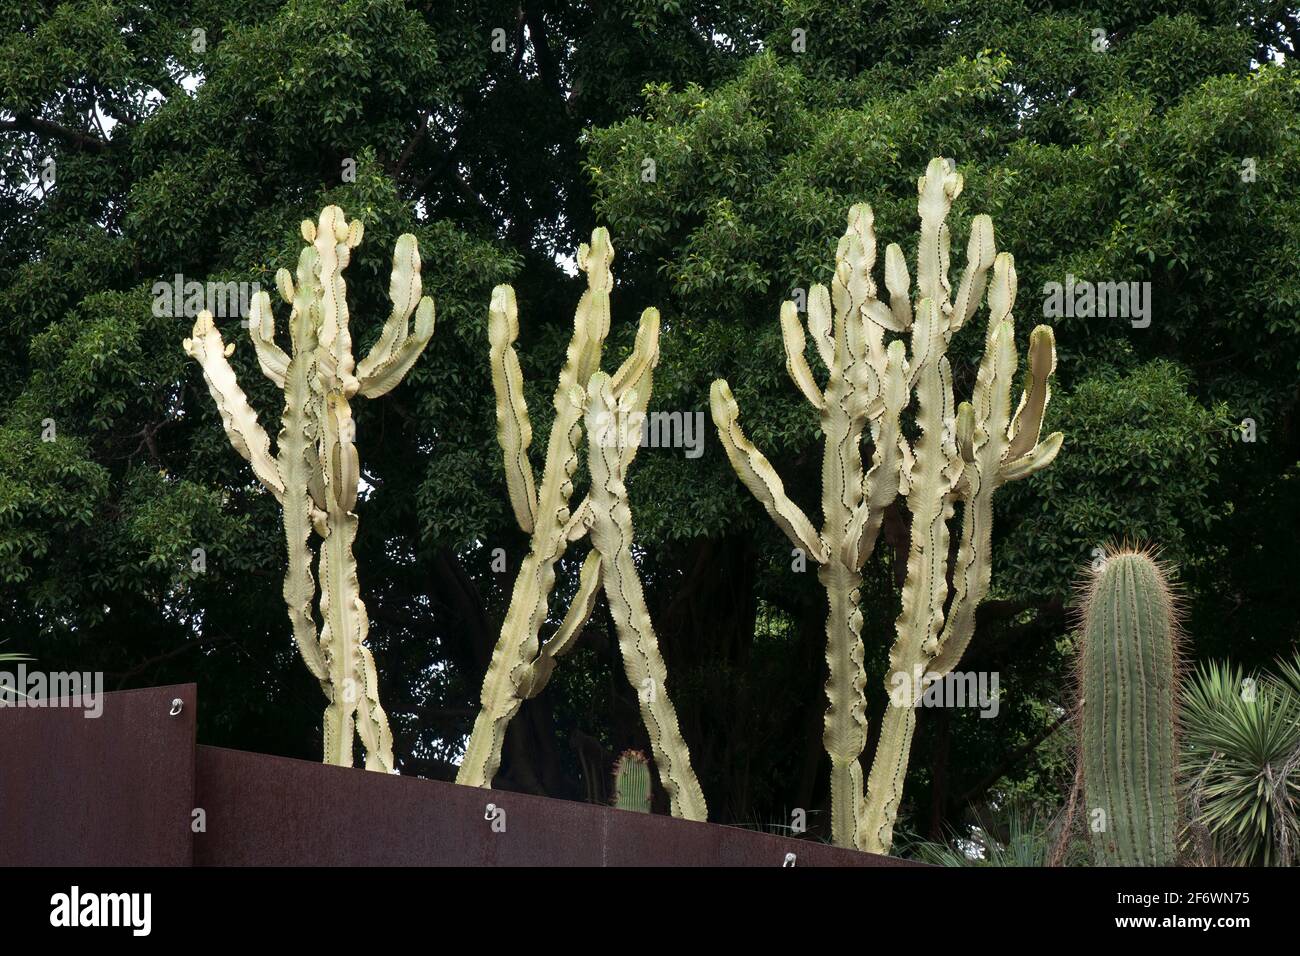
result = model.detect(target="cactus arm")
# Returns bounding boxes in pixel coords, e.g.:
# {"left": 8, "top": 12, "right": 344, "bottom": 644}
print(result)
{"left": 931, "top": 330, "right": 1061, "bottom": 672}
{"left": 518, "top": 548, "right": 603, "bottom": 699}
{"left": 851, "top": 339, "right": 909, "bottom": 569}
{"left": 485, "top": 284, "right": 538, "bottom": 534}
{"left": 1005, "top": 324, "right": 1057, "bottom": 461}
{"left": 275, "top": 303, "right": 327, "bottom": 682}
{"left": 709, "top": 380, "right": 828, "bottom": 563}
{"left": 586, "top": 372, "right": 707, "bottom": 821}
{"left": 311, "top": 207, "right": 361, "bottom": 389}
{"left": 183, "top": 311, "right": 285, "bottom": 502}
{"left": 914, "top": 158, "right": 962, "bottom": 315}
{"left": 355, "top": 234, "right": 421, "bottom": 380}
{"left": 560, "top": 307, "right": 662, "bottom": 538}
{"left": 883, "top": 243, "right": 913, "bottom": 331}
{"left": 610, "top": 307, "right": 661, "bottom": 400}
{"left": 1000, "top": 430, "right": 1064, "bottom": 482}
{"left": 353, "top": 235, "right": 434, "bottom": 400}
{"left": 356, "top": 644, "right": 395, "bottom": 772}
{"left": 458, "top": 387, "right": 586, "bottom": 787}
{"left": 316, "top": 389, "right": 393, "bottom": 772}
{"left": 806, "top": 284, "right": 836, "bottom": 370}
{"left": 570, "top": 228, "right": 615, "bottom": 384}
{"left": 780, "top": 302, "right": 826, "bottom": 409}
{"left": 861, "top": 298, "right": 963, "bottom": 853}
{"left": 356, "top": 297, "right": 435, "bottom": 399}
{"left": 354, "top": 233, "right": 435, "bottom": 399}
{"left": 459, "top": 228, "right": 617, "bottom": 789}
{"left": 949, "top": 215, "right": 996, "bottom": 335}
{"left": 248, "top": 290, "right": 289, "bottom": 388}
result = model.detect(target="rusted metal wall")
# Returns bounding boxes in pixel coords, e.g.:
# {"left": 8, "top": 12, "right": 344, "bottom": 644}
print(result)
{"left": 194, "top": 746, "right": 901, "bottom": 867}
{"left": 0, "top": 683, "right": 197, "bottom": 866}
{"left": 3, "top": 684, "right": 908, "bottom": 867}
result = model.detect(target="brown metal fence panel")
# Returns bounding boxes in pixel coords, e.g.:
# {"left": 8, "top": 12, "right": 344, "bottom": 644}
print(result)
{"left": 0, "top": 683, "right": 197, "bottom": 866}
{"left": 3, "top": 684, "right": 909, "bottom": 866}
{"left": 194, "top": 745, "right": 902, "bottom": 867}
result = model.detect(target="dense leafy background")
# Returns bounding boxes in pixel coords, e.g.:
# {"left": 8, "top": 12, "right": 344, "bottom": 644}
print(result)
{"left": 1, "top": 1, "right": 1295, "bottom": 843}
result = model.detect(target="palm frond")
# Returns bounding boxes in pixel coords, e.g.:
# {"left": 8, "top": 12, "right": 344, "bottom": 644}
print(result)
{"left": 1181, "top": 659, "right": 1300, "bottom": 866}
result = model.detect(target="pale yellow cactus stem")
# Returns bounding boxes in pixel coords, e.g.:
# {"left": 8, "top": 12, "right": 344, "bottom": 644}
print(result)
{"left": 712, "top": 201, "right": 911, "bottom": 848}
{"left": 458, "top": 228, "right": 622, "bottom": 790}
{"left": 860, "top": 181, "right": 1061, "bottom": 853}
{"left": 185, "top": 206, "right": 434, "bottom": 773}
{"left": 714, "top": 158, "right": 1063, "bottom": 854}
{"left": 272, "top": 248, "right": 327, "bottom": 683}
{"left": 585, "top": 372, "right": 707, "bottom": 821}
{"left": 488, "top": 285, "right": 537, "bottom": 534}
{"left": 183, "top": 312, "right": 285, "bottom": 502}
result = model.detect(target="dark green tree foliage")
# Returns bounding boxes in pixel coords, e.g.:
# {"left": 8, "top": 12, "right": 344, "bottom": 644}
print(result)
{"left": 1, "top": 1, "right": 1295, "bottom": 840}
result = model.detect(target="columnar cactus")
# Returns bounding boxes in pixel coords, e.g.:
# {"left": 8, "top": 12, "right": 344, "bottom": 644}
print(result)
{"left": 611, "top": 749, "right": 652, "bottom": 813}
{"left": 711, "top": 159, "right": 1063, "bottom": 852}
{"left": 458, "top": 229, "right": 706, "bottom": 820}
{"left": 183, "top": 206, "right": 435, "bottom": 771}
{"left": 1078, "top": 546, "right": 1181, "bottom": 866}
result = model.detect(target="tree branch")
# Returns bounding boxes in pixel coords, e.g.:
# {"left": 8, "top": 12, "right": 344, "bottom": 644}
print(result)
{"left": 0, "top": 114, "right": 110, "bottom": 153}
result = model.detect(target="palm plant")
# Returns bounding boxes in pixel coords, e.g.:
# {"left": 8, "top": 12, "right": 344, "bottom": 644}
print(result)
{"left": 1181, "top": 658, "right": 1300, "bottom": 866}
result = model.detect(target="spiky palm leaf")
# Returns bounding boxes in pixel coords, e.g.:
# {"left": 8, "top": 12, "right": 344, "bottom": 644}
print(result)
{"left": 1181, "top": 659, "right": 1300, "bottom": 866}
{"left": 908, "top": 809, "right": 1065, "bottom": 867}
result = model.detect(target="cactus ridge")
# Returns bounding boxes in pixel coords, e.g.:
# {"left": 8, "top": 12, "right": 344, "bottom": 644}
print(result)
{"left": 612, "top": 749, "right": 653, "bottom": 812}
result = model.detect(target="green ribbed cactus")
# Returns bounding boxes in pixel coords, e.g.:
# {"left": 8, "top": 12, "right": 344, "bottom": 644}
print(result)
{"left": 612, "top": 749, "right": 652, "bottom": 813}
{"left": 1078, "top": 545, "right": 1182, "bottom": 866}
{"left": 712, "top": 158, "right": 1063, "bottom": 853}
{"left": 458, "top": 229, "right": 706, "bottom": 821}
{"left": 184, "top": 207, "right": 434, "bottom": 771}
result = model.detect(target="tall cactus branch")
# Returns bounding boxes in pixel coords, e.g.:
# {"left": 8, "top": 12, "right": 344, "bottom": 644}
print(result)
{"left": 184, "top": 205, "right": 435, "bottom": 771}
{"left": 584, "top": 372, "right": 707, "bottom": 820}
{"left": 459, "top": 229, "right": 662, "bottom": 788}
{"left": 712, "top": 159, "right": 1063, "bottom": 853}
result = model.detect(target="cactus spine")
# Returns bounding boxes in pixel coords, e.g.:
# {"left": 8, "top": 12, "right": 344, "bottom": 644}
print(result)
{"left": 459, "top": 229, "right": 706, "bottom": 820}
{"left": 711, "top": 159, "right": 1063, "bottom": 852}
{"left": 1078, "top": 546, "right": 1181, "bottom": 866}
{"left": 184, "top": 206, "right": 435, "bottom": 770}
{"left": 612, "top": 749, "right": 652, "bottom": 813}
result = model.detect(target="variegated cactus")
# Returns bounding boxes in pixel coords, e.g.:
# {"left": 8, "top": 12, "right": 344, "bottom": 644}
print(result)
{"left": 711, "top": 159, "right": 1062, "bottom": 852}
{"left": 584, "top": 371, "right": 708, "bottom": 820}
{"left": 458, "top": 229, "right": 706, "bottom": 821}
{"left": 183, "top": 206, "right": 435, "bottom": 771}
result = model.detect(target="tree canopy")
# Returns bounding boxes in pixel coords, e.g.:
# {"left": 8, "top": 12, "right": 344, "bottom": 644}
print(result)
{"left": 2, "top": 0, "right": 1296, "bottom": 841}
